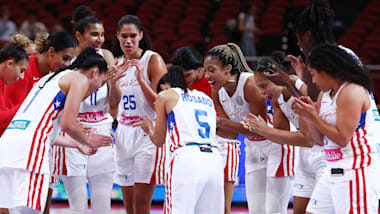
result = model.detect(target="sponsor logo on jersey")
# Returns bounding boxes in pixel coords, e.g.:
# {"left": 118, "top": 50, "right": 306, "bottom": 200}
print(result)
{"left": 7, "top": 120, "right": 31, "bottom": 130}
{"left": 236, "top": 96, "right": 243, "bottom": 105}
{"left": 325, "top": 148, "right": 343, "bottom": 161}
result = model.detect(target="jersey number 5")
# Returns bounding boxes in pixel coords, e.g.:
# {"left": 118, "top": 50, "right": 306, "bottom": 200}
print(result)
{"left": 195, "top": 109, "right": 210, "bottom": 139}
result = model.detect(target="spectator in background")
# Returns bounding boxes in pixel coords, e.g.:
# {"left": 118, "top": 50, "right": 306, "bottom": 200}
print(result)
{"left": 238, "top": 3, "right": 261, "bottom": 57}
{"left": 0, "top": 6, "right": 17, "bottom": 44}
{"left": 19, "top": 10, "right": 47, "bottom": 40}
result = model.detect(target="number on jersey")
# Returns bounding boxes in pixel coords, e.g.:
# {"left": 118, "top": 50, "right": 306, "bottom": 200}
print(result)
{"left": 123, "top": 95, "right": 136, "bottom": 110}
{"left": 194, "top": 109, "right": 210, "bottom": 139}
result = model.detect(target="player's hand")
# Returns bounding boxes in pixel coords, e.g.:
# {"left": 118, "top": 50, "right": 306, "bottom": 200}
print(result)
{"left": 107, "top": 60, "right": 128, "bottom": 83}
{"left": 292, "top": 96, "right": 317, "bottom": 120}
{"left": 88, "top": 133, "right": 113, "bottom": 148}
{"left": 132, "top": 116, "right": 153, "bottom": 136}
{"left": 77, "top": 141, "right": 98, "bottom": 155}
{"left": 127, "top": 59, "right": 144, "bottom": 82}
{"left": 264, "top": 65, "right": 291, "bottom": 87}
{"left": 241, "top": 113, "right": 269, "bottom": 134}
{"left": 288, "top": 55, "right": 305, "bottom": 82}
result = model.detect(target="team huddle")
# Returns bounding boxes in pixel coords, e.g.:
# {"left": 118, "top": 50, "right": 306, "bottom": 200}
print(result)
{"left": 0, "top": 1, "right": 379, "bottom": 214}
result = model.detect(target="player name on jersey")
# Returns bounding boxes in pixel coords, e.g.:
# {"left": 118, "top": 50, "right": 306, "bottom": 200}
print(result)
{"left": 181, "top": 92, "right": 213, "bottom": 107}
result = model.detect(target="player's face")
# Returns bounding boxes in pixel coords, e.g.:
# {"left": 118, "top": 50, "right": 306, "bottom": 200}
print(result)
{"left": 309, "top": 66, "right": 328, "bottom": 92}
{"left": 204, "top": 56, "right": 229, "bottom": 88}
{"left": 254, "top": 72, "right": 281, "bottom": 99}
{"left": 117, "top": 24, "right": 143, "bottom": 56}
{"left": 3, "top": 58, "right": 28, "bottom": 84}
{"left": 50, "top": 47, "right": 75, "bottom": 72}
{"left": 183, "top": 69, "right": 198, "bottom": 85}
{"left": 296, "top": 32, "right": 313, "bottom": 56}
{"left": 88, "top": 67, "right": 107, "bottom": 93}
{"left": 80, "top": 23, "right": 105, "bottom": 52}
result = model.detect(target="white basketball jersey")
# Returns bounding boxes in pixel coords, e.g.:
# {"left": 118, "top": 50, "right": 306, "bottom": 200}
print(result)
{"left": 167, "top": 88, "right": 217, "bottom": 152}
{"left": 277, "top": 78, "right": 304, "bottom": 129}
{"left": 319, "top": 82, "right": 378, "bottom": 169}
{"left": 0, "top": 70, "right": 72, "bottom": 174}
{"left": 218, "top": 72, "right": 252, "bottom": 122}
{"left": 117, "top": 50, "right": 157, "bottom": 125}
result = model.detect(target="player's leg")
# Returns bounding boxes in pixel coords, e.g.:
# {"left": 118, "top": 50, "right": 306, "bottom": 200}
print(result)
{"left": 120, "top": 186, "right": 134, "bottom": 214}
{"left": 245, "top": 168, "right": 267, "bottom": 214}
{"left": 61, "top": 176, "right": 88, "bottom": 214}
{"left": 88, "top": 173, "right": 113, "bottom": 214}
{"left": 195, "top": 149, "right": 224, "bottom": 214}
{"left": 224, "top": 141, "right": 240, "bottom": 214}
{"left": 265, "top": 176, "right": 293, "bottom": 214}
{"left": 133, "top": 183, "right": 155, "bottom": 214}
{"left": 42, "top": 188, "right": 53, "bottom": 214}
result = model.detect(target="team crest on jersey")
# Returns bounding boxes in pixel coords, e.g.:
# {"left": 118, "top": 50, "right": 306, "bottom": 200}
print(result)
{"left": 236, "top": 96, "right": 243, "bottom": 105}
{"left": 7, "top": 120, "right": 31, "bottom": 130}
{"left": 53, "top": 91, "right": 66, "bottom": 110}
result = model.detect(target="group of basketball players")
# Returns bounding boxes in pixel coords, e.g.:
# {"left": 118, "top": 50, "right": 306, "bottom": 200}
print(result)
{"left": 0, "top": 0, "right": 379, "bottom": 214}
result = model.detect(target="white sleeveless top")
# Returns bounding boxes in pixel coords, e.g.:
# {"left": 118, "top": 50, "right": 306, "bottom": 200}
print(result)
{"left": 277, "top": 78, "right": 304, "bottom": 129}
{"left": 0, "top": 70, "right": 72, "bottom": 174}
{"left": 167, "top": 88, "right": 217, "bottom": 153}
{"left": 117, "top": 50, "right": 157, "bottom": 124}
{"left": 218, "top": 72, "right": 252, "bottom": 122}
{"left": 319, "top": 82, "right": 378, "bottom": 169}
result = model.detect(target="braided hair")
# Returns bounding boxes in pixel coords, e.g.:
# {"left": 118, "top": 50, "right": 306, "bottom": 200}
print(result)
{"left": 308, "top": 44, "right": 371, "bottom": 91}
{"left": 207, "top": 43, "right": 253, "bottom": 81}
{"left": 295, "top": 0, "right": 336, "bottom": 45}
{"left": 39, "top": 47, "right": 107, "bottom": 89}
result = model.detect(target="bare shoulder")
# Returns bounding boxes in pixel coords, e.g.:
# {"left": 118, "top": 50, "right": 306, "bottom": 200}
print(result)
{"left": 340, "top": 83, "right": 368, "bottom": 101}
{"left": 244, "top": 75, "right": 264, "bottom": 102}
{"left": 149, "top": 53, "right": 166, "bottom": 68}
{"left": 101, "top": 49, "right": 115, "bottom": 65}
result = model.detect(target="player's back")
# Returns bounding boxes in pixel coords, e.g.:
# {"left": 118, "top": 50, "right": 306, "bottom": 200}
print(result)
{"left": 0, "top": 70, "right": 71, "bottom": 174}
{"left": 167, "top": 88, "right": 217, "bottom": 152}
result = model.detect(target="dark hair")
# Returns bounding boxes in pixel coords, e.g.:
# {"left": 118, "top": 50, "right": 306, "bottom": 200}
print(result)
{"left": 157, "top": 73, "right": 170, "bottom": 93}
{"left": 39, "top": 47, "right": 107, "bottom": 89}
{"left": 0, "top": 43, "right": 28, "bottom": 64}
{"left": 254, "top": 57, "right": 283, "bottom": 74}
{"left": 172, "top": 47, "right": 203, "bottom": 70}
{"left": 35, "top": 32, "right": 74, "bottom": 53}
{"left": 271, "top": 50, "right": 291, "bottom": 72}
{"left": 167, "top": 65, "right": 188, "bottom": 93}
{"left": 75, "top": 16, "right": 102, "bottom": 35}
{"left": 72, "top": 5, "right": 93, "bottom": 24}
{"left": 295, "top": 0, "right": 336, "bottom": 45}
{"left": 308, "top": 44, "right": 371, "bottom": 91}
{"left": 112, "top": 15, "right": 152, "bottom": 58}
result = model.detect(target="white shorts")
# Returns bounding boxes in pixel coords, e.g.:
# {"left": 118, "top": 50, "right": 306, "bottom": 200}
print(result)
{"left": 114, "top": 124, "right": 157, "bottom": 186}
{"left": 306, "top": 163, "right": 380, "bottom": 214}
{"left": 245, "top": 138, "right": 295, "bottom": 177}
{"left": 216, "top": 136, "right": 240, "bottom": 182}
{"left": 0, "top": 168, "right": 49, "bottom": 212}
{"left": 293, "top": 146, "right": 326, "bottom": 198}
{"left": 165, "top": 145, "right": 224, "bottom": 214}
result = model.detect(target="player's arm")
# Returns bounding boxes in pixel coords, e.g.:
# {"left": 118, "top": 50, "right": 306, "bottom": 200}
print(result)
{"left": 60, "top": 73, "right": 112, "bottom": 148}
{"left": 217, "top": 77, "right": 266, "bottom": 137}
{"left": 103, "top": 49, "right": 121, "bottom": 119}
{"left": 133, "top": 90, "right": 174, "bottom": 146}
{"left": 53, "top": 135, "right": 97, "bottom": 155}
